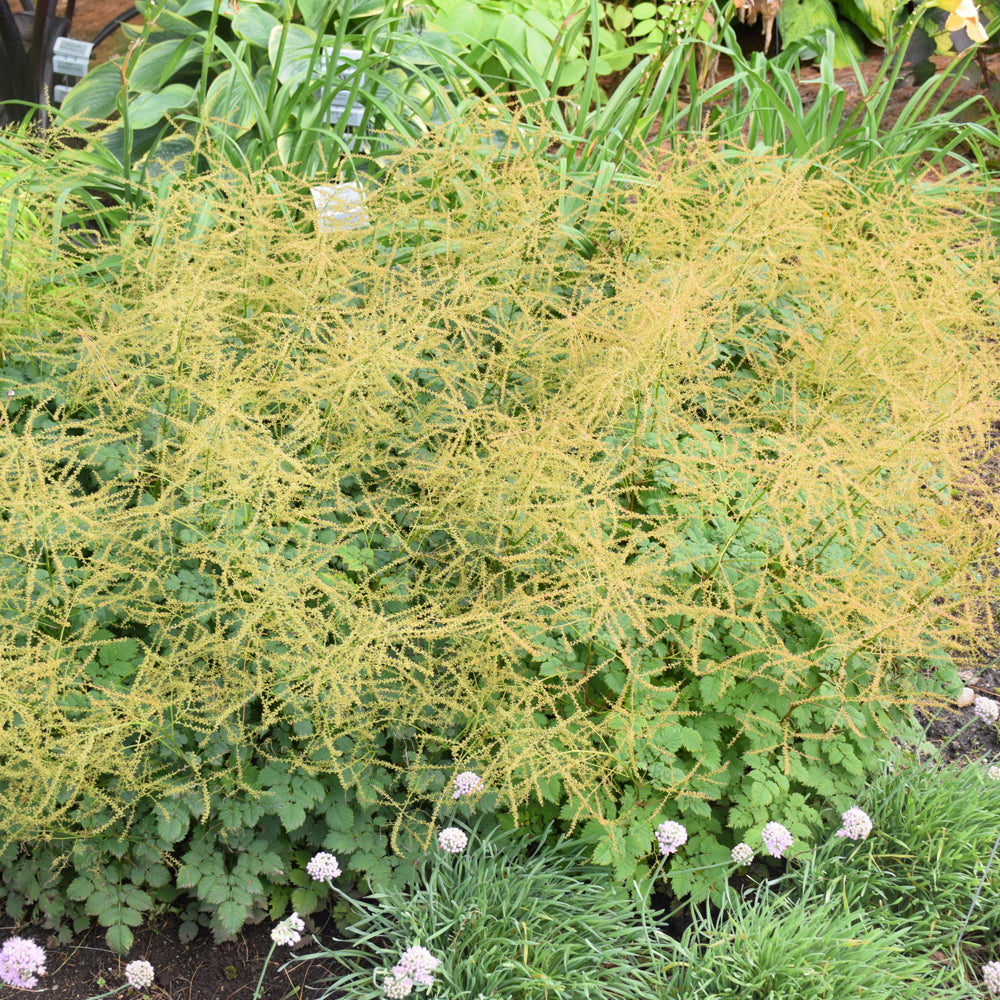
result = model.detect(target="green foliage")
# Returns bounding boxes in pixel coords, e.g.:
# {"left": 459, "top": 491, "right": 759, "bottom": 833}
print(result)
{"left": 666, "top": 876, "right": 977, "bottom": 999}
{"left": 425, "top": 0, "right": 593, "bottom": 88}
{"left": 423, "top": 0, "right": 716, "bottom": 86}
{"left": 800, "top": 751, "right": 1000, "bottom": 965}
{"left": 0, "top": 117, "right": 998, "bottom": 946}
{"left": 647, "top": 20, "right": 1000, "bottom": 182}
{"left": 777, "top": 0, "right": 866, "bottom": 65}
{"left": 56, "top": 0, "right": 463, "bottom": 178}
{"left": 781, "top": 0, "right": 997, "bottom": 59}
{"left": 290, "top": 818, "right": 675, "bottom": 999}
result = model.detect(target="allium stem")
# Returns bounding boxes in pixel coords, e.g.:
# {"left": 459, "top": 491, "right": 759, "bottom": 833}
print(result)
{"left": 252, "top": 942, "right": 277, "bottom": 1000}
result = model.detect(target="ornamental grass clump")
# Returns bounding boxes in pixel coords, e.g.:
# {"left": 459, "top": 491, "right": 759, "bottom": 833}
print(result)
{"left": 290, "top": 820, "right": 675, "bottom": 1000}
{"left": 667, "top": 875, "right": 976, "bottom": 1000}
{"left": 803, "top": 750, "right": 1000, "bottom": 965}
{"left": 0, "top": 115, "right": 998, "bottom": 944}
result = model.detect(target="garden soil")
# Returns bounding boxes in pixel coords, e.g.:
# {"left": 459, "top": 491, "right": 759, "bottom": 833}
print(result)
{"left": 4, "top": 4, "right": 1000, "bottom": 999}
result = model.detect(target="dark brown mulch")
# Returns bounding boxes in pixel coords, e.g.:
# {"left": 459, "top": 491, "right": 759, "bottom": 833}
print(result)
{"left": 0, "top": 910, "right": 348, "bottom": 1000}
{"left": 915, "top": 664, "right": 1000, "bottom": 767}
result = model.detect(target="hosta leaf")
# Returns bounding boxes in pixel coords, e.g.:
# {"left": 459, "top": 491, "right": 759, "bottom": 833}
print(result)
{"left": 232, "top": 4, "right": 280, "bottom": 47}
{"left": 128, "top": 37, "right": 201, "bottom": 91}
{"left": 58, "top": 62, "right": 122, "bottom": 123}
{"left": 125, "top": 83, "right": 196, "bottom": 129}
{"left": 267, "top": 23, "right": 320, "bottom": 85}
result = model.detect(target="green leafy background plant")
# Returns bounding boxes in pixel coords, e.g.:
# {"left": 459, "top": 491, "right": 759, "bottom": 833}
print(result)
{"left": 0, "top": 115, "right": 998, "bottom": 953}
{"left": 56, "top": 0, "right": 465, "bottom": 176}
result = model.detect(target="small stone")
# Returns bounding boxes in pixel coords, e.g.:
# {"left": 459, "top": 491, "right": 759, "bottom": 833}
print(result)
{"left": 957, "top": 686, "right": 976, "bottom": 707}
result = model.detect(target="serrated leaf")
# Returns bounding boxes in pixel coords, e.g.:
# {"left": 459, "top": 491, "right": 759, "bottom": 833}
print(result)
{"left": 67, "top": 876, "right": 94, "bottom": 901}
{"left": 323, "top": 831, "right": 356, "bottom": 852}
{"left": 84, "top": 892, "right": 116, "bottom": 918}
{"left": 124, "top": 887, "right": 154, "bottom": 912}
{"left": 146, "top": 865, "right": 170, "bottom": 889}
{"left": 291, "top": 886, "right": 320, "bottom": 914}
{"left": 750, "top": 780, "right": 773, "bottom": 806}
{"left": 157, "top": 809, "right": 190, "bottom": 843}
{"left": 105, "top": 923, "right": 134, "bottom": 955}
{"left": 278, "top": 801, "right": 307, "bottom": 832}
{"left": 325, "top": 802, "right": 354, "bottom": 832}
{"left": 178, "top": 920, "right": 199, "bottom": 944}
{"left": 200, "top": 875, "right": 230, "bottom": 906}
{"left": 227, "top": 885, "right": 255, "bottom": 906}
{"left": 216, "top": 899, "right": 249, "bottom": 935}
{"left": 175, "top": 864, "right": 200, "bottom": 889}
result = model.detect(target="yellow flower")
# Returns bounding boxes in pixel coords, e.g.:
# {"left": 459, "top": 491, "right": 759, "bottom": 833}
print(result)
{"left": 933, "top": 0, "right": 989, "bottom": 43}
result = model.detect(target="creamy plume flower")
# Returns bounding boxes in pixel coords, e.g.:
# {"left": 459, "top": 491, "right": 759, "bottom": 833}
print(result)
{"left": 307, "top": 852, "right": 342, "bottom": 881}
{"left": 761, "top": 821, "right": 794, "bottom": 858}
{"left": 835, "top": 806, "right": 873, "bottom": 841}
{"left": 271, "top": 912, "right": 305, "bottom": 946}
{"left": 654, "top": 820, "right": 688, "bottom": 856}
{"left": 0, "top": 937, "right": 46, "bottom": 990}
{"left": 125, "top": 960, "right": 155, "bottom": 990}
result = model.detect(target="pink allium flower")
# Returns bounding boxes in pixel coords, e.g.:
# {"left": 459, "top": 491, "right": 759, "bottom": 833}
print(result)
{"left": 452, "top": 771, "right": 483, "bottom": 799}
{"left": 437, "top": 827, "right": 468, "bottom": 853}
{"left": 731, "top": 842, "right": 754, "bottom": 865}
{"left": 125, "top": 960, "right": 155, "bottom": 990}
{"left": 307, "top": 852, "right": 342, "bottom": 881}
{"left": 654, "top": 820, "right": 688, "bottom": 856}
{"left": 271, "top": 911, "right": 305, "bottom": 946}
{"left": 835, "top": 806, "right": 873, "bottom": 841}
{"left": 383, "top": 972, "right": 414, "bottom": 998}
{"left": 974, "top": 696, "right": 999, "bottom": 725}
{"left": 761, "top": 821, "right": 793, "bottom": 858}
{"left": 392, "top": 945, "right": 440, "bottom": 988}
{"left": 0, "top": 937, "right": 46, "bottom": 989}
{"left": 984, "top": 961, "right": 1000, "bottom": 994}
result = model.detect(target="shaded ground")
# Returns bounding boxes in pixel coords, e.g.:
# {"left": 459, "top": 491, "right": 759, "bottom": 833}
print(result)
{"left": 0, "top": 910, "right": 348, "bottom": 1000}
{"left": 917, "top": 665, "right": 1000, "bottom": 765}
